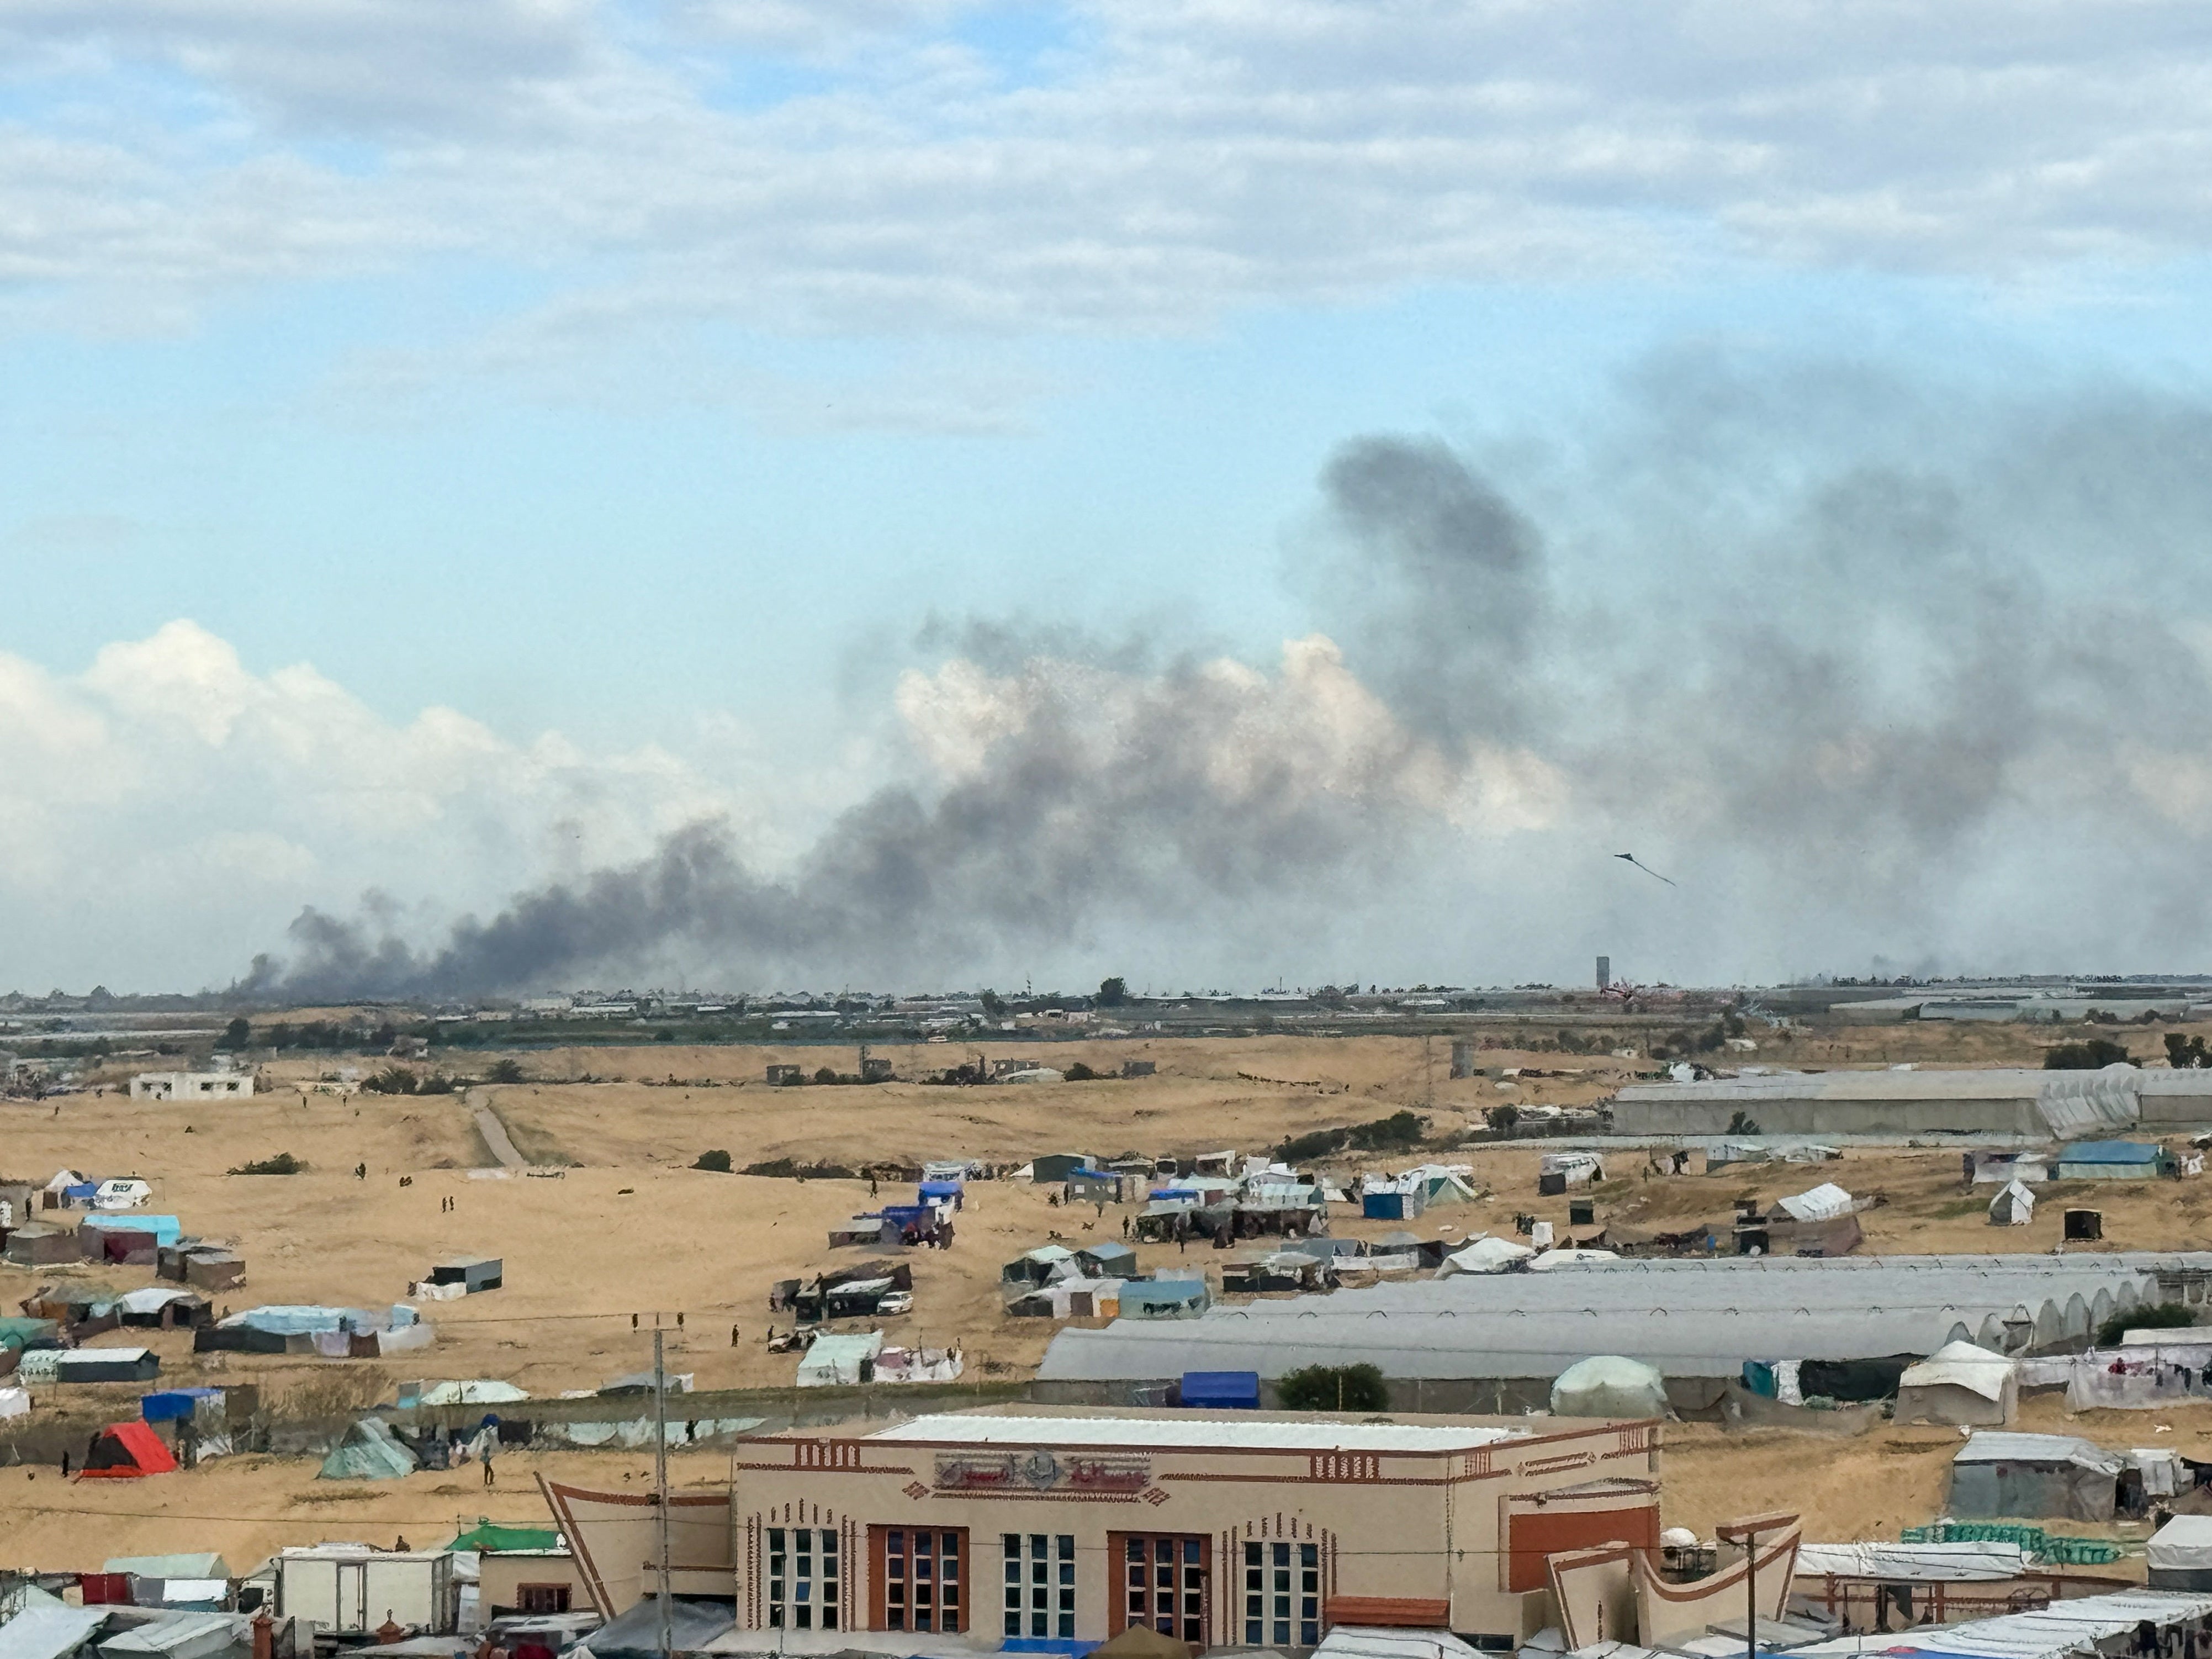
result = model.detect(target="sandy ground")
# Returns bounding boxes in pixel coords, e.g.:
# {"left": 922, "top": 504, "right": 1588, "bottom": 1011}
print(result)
{"left": 7, "top": 1027, "right": 2212, "bottom": 1570}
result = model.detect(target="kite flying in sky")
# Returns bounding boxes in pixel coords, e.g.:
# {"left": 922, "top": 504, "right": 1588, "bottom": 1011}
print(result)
{"left": 1613, "top": 852, "right": 1677, "bottom": 887}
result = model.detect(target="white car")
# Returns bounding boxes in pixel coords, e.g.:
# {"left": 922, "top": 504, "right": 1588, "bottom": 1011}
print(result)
{"left": 877, "top": 1291, "right": 913, "bottom": 1316}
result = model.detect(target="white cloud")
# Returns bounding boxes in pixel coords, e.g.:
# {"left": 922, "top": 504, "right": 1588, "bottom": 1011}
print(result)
{"left": 0, "top": 620, "right": 753, "bottom": 988}
{"left": 5, "top": 0, "right": 2212, "bottom": 342}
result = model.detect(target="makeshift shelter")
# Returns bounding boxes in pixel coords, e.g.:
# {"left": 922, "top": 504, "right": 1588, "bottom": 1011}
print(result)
{"left": 1003, "top": 1244, "right": 1078, "bottom": 1286}
{"left": 1949, "top": 1431, "right": 2122, "bottom": 1521}
{"left": 828, "top": 1215, "right": 896, "bottom": 1249}
{"left": 56, "top": 1347, "right": 160, "bottom": 1384}
{"left": 1361, "top": 1181, "right": 1425, "bottom": 1222}
{"left": 2055, "top": 1140, "right": 2165, "bottom": 1181}
{"left": 1971, "top": 1150, "right": 2052, "bottom": 1185}
{"left": 427, "top": 1256, "right": 502, "bottom": 1293}
{"left": 416, "top": 1380, "right": 529, "bottom": 1406}
{"left": 1028, "top": 1153, "right": 1097, "bottom": 1185}
{"left": 80, "top": 1420, "right": 179, "bottom": 1478}
{"left": 1895, "top": 1341, "right": 2018, "bottom": 1426}
{"left": 1077, "top": 1241, "right": 1137, "bottom": 1278}
{"left": 796, "top": 1330, "right": 884, "bottom": 1386}
{"left": 2149, "top": 1516, "right": 2212, "bottom": 1591}
{"left": 1120, "top": 1280, "right": 1209, "bottom": 1319}
{"left": 917, "top": 1179, "right": 965, "bottom": 1209}
{"left": 1440, "top": 1235, "right": 1535, "bottom": 1275}
{"left": 6, "top": 1224, "right": 81, "bottom": 1267}
{"left": 92, "top": 1180, "right": 153, "bottom": 1211}
{"left": 1538, "top": 1152, "right": 1604, "bottom": 1194}
{"left": 1550, "top": 1355, "right": 1669, "bottom": 1419}
{"left": 1065, "top": 1168, "right": 1122, "bottom": 1203}
{"left": 1988, "top": 1180, "right": 2035, "bottom": 1227}
{"left": 117, "top": 1289, "right": 210, "bottom": 1330}
{"left": 319, "top": 1417, "right": 418, "bottom": 1481}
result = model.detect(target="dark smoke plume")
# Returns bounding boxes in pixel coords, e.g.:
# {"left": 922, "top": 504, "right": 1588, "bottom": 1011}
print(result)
{"left": 244, "top": 357, "right": 2212, "bottom": 994}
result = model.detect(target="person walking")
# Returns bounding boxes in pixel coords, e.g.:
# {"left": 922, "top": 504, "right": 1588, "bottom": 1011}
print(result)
{"left": 482, "top": 1447, "right": 496, "bottom": 1488}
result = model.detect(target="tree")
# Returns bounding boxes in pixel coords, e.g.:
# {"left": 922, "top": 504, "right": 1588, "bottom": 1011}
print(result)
{"left": 215, "top": 1016, "right": 251, "bottom": 1052}
{"left": 1277, "top": 1363, "right": 1388, "bottom": 1413}
{"left": 1066, "top": 1061, "right": 1098, "bottom": 1081}
{"left": 2168, "top": 1034, "right": 2210, "bottom": 1070}
{"left": 1097, "top": 977, "right": 1128, "bottom": 1007}
{"left": 484, "top": 1058, "right": 526, "bottom": 1084}
{"left": 979, "top": 989, "right": 1007, "bottom": 1021}
{"left": 1485, "top": 1103, "right": 1521, "bottom": 1132}
{"left": 362, "top": 1066, "right": 419, "bottom": 1095}
{"left": 813, "top": 1065, "right": 839, "bottom": 1085}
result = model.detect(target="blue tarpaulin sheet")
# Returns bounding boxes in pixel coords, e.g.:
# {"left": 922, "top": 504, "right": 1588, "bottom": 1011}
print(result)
{"left": 1181, "top": 1371, "right": 1261, "bottom": 1409}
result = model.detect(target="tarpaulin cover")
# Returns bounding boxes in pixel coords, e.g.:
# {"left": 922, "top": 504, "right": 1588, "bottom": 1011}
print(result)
{"left": 1441, "top": 1235, "right": 1535, "bottom": 1274}
{"left": 1900, "top": 1342, "right": 2016, "bottom": 1403}
{"left": 1796, "top": 1542, "right": 2028, "bottom": 1582}
{"left": 1776, "top": 1183, "right": 1855, "bottom": 1223}
{"left": 140, "top": 1388, "right": 221, "bottom": 1423}
{"left": 447, "top": 1521, "right": 558, "bottom": 1552}
{"left": 317, "top": 1417, "right": 417, "bottom": 1480}
{"left": 2149, "top": 1517, "right": 2212, "bottom": 1573}
{"left": 1180, "top": 1370, "right": 1261, "bottom": 1409}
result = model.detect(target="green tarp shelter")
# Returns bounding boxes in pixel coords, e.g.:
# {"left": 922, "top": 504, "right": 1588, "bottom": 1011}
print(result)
{"left": 318, "top": 1417, "right": 417, "bottom": 1481}
{"left": 448, "top": 1521, "right": 559, "bottom": 1552}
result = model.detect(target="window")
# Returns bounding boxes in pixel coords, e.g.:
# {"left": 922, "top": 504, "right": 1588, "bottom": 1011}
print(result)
{"left": 873, "top": 1528, "right": 964, "bottom": 1632}
{"left": 1120, "top": 1535, "right": 1208, "bottom": 1644}
{"left": 765, "top": 1526, "right": 839, "bottom": 1630}
{"left": 1003, "top": 1532, "right": 1075, "bottom": 1640}
{"left": 515, "top": 1586, "right": 570, "bottom": 1616}
{"left": 1243, "top": 1540, "right": 1318, "bottom": 1648}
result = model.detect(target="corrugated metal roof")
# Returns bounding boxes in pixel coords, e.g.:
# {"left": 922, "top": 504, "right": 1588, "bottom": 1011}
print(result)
{"left": 1951, "top": 1431, "right": 2122, "bottom": 1471}
{"left": 1902, "top": 1588, "right": 2212, "bottom": 1659}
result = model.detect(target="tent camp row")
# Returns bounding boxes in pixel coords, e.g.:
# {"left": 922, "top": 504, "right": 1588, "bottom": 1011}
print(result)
{"left": 194, "top": 1304, "right": 432, "bottom": 1359}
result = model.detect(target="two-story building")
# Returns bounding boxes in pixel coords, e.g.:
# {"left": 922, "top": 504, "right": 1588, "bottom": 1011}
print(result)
{"left": 541, "top": 1405, "right": 1661, "bottom": 1651}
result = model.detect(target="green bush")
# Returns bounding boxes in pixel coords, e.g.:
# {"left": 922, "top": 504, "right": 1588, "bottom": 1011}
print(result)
{"left": 1346, "top": 1110, "right": 1426, "bottom": 1152}
{"left": 2097, "top": 1302, "right": 2197, "bottom": 1346}
{"left": 484, "top": 1059, "right": 526, "bottom": 1084}
{"left": 361, "top": 1066, "right": 418, "bottom": 1095}
{"left": 1278, "top": 1127, "right": 1350, "bottom": 1163}
{"left": 228, "top": 1152, "right": 304, "bottom": 1175}
{"left": 1277, "top": 1362, "right": 1388, "bottom": 1413}
{"left": 694, "top": 1149, "right": 733, "bottom": 1172}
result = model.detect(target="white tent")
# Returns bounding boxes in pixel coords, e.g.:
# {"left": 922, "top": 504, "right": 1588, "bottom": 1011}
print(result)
{"left": 418, "top": 1380, "right": 531, "bottom": 1406}
{"left": 45, "top": 1169, "right": 85, "bottom": 1193}
{"left": 2149, "top": 1516, "right": 2212, "bottom": 1589}
{"left": 1526, "top": 1248, "right": 1620, "bottom": 1272}
{"left": 1550, "top": 1354, "right": 1669, "bottom": 1419}
{"left": 1438, "top": 1235, "right": 1534, "bottom": 1275}
{"left": 1988, "top": 1179, "right": 2035, "bottom": 1225}
{"left": 1895, "top": 1340, "right": 2017, "bottom": 1427}
{"left": 1775, "top": 1182, "right": 1854, "bottom": 1223}
{"left": 94, "top": 1179, "right": 152, "bottom": 1211}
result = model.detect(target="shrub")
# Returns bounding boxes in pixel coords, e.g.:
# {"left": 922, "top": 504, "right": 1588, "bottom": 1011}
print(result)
{"left": 2167, "top": 1034, "right": 2210, "bottom": 1070}
{"left": 1346, "top": 1110, "right": 1426, "bottom": 1153}
{"left": 813, "top": 1066, "right": 839, "bottom": 1085}
{"left": 694, "top": 1150, "right": 733, "bottom": 1172}
{"left": 1276, "top": 1362, "right": 1388, "bottom": 1413}
{"left": 1486, "top": 1103, "right": 1521, "bottom": 1132}
{"left": 484, "top": 1059, "right": 526, "bottom": 1084}
{"left": 1066, "top": 1061, "right": 1098, "bottom": 1081}
{"left": 416, "top": 1074, "right": 458, "bottom": 1095}
{"left": 2097, "top": 1302, "right": 2197, "bottom": 1346}
{"left": 742, "top": 1156, "right": 859, "bottom": 1180}
{"left": 361, "top": 1066, "right": 418, "bottom": 1095}
{"left": 229, "top": 1152, "right": 304, "bottom": 1175}
{"left": 1278, "top": 1127, "right": 1350, "bottom": 1164}
{"left": 2044, "top": 1038, "right": 2131, "bottom": 1070}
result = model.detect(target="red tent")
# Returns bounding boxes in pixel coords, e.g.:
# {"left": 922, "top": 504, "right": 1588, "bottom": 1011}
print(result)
{"left": 79, "top": 1420, "right": 178, "bottom": 1478}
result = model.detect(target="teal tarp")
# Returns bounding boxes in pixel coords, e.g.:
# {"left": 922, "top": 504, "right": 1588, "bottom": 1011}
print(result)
{"left": 318, "top": 1417, "right": 417, "bottom": 1481}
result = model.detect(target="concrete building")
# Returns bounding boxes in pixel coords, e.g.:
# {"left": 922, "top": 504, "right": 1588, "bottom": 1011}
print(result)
{"left": 542, "top": 1406, "right": 1663, "bottom": 1651}
{"left": 129, "top": 1070, "right": 253, "bottom": 1102}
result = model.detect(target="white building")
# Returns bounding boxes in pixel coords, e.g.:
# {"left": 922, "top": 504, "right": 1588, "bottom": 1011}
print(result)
{"left": 130, "top": 1070, "right": 254, "bottom": 1101}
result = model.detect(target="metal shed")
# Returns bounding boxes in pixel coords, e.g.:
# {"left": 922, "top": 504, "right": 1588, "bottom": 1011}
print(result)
{"left": 428, "top": 1256, "right": 503, "bottom": 1293}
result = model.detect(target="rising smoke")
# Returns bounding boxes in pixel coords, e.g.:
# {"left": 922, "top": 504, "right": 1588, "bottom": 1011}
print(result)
{"left": 242, "top": 358, "right": 2212, "bottom": 996}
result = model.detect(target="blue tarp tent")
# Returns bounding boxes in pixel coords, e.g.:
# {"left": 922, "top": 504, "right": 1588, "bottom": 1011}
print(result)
{"left": 141, "top": 1388, "right": 223, "bottom": 1423}
{"left": 918, "top": 1180, "right": 964, "bottom": 1209}
{"left": 1362, "top": 1190, "right": 1413, "bottom": 1221}
{"left": 1181, "top": 1371, "right": 1261, "bottom": 1409}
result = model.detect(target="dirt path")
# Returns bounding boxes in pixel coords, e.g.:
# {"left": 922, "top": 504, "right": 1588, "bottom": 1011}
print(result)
{"left": 470, "top": 1092, "right": 527, "bottom": 1169}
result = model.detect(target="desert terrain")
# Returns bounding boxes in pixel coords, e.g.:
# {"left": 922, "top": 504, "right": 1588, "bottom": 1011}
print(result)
{"left": 5, "top": 1022, "right": 2212, "bottom": 1570}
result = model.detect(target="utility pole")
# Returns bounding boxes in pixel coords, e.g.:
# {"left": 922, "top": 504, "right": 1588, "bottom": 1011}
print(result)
{"left": 1715, "top": 1512, "right": 1794, "bottom": 1659}
{"left": 654, "top": 1323, "right": 673, "bottom": 1659}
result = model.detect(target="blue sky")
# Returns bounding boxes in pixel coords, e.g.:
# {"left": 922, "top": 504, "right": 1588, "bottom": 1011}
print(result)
{"left": 6, "top": 1, "right": 2212, "bottom": 994}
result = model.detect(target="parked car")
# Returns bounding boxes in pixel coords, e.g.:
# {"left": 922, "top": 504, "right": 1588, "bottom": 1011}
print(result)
{"left": 877, "top": 1290, "right": 914, "bottom": 1316}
